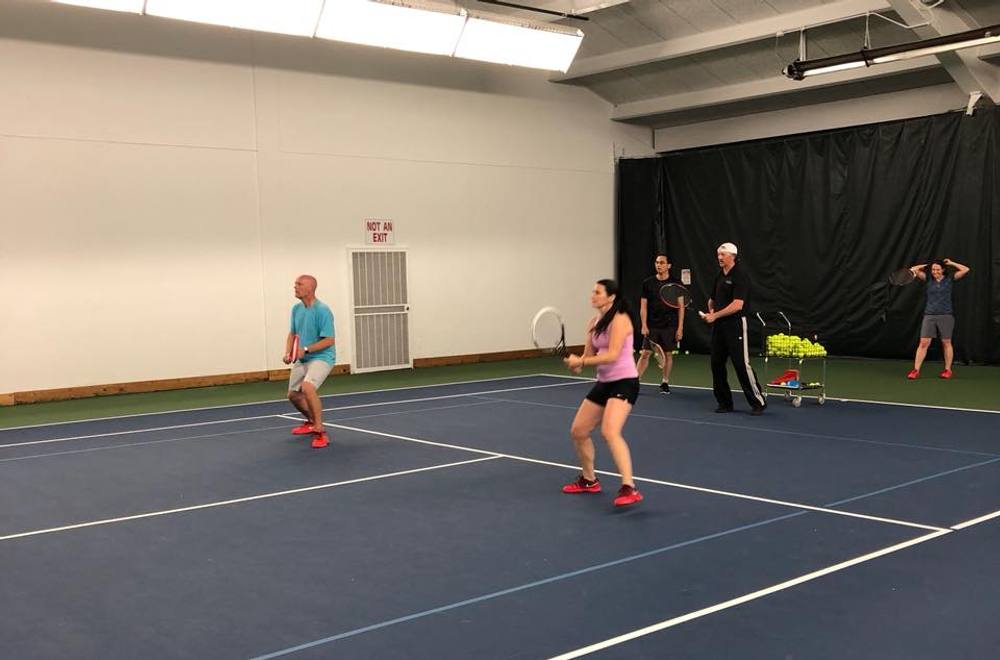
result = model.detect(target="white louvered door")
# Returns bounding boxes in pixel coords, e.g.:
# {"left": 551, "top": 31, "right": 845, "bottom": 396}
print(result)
{"left": 349, "top": 249, "right": 411, "bottom": 373}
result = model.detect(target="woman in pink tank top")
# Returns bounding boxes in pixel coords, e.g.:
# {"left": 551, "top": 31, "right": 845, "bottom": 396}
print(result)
{"left": 562, "top": 279, "right": 643, "bottom": 507}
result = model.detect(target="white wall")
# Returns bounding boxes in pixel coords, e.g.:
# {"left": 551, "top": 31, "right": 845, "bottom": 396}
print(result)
{"left": 0, "top": 0, "right": 652, "bottom": 392}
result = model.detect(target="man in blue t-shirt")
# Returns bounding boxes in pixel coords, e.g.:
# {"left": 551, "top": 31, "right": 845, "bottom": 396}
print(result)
{"left": 285, "top": 274, "right": 336, "bottom": 448}
{"left": 906, "top": 258, "right": 970, "bottom": 380}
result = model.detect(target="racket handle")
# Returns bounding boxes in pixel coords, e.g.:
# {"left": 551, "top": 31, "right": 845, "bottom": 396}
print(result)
{"left": 698, "top": 311, "right": 707, "bottom": 319}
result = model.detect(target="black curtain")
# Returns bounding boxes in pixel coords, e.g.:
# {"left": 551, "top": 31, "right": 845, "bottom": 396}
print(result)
{"left": 616, "top": 158, "right": 667, "bottom": 344}
{"left": 617, "top": 108, "right": 1000, "bottom": 364}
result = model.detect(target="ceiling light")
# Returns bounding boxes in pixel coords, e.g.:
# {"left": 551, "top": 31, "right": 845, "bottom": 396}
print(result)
{"left": 316, "top": 0, "right": 467, "bottom": 56}
{"left": 144, "top": 0, "right": 326, "bottom": 37}
{"left": 785, "top": 23, "right": 1000, "bottom": 80}
{"left": 455, "top": 16, "right": 583, "bottom": 72}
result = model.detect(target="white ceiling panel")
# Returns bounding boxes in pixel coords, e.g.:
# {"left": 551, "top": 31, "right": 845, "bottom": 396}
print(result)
{"left": 952, "top": 0, "right": 1000, "bottom": 25}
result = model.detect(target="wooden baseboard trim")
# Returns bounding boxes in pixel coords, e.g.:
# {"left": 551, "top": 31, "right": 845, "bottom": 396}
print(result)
{"left": 2, "top": 346, "right": 576, "bottom": 406}
{"left": 2, "top": 364, "right": 352, "bottom": 406}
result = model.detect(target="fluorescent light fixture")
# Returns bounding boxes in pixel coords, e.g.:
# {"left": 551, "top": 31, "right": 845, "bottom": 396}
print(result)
{"left": 785, "top": 23, "right": 1000, "bottom": 80}
{"left": 316, "top": 0, "right": 467, "bottom": 56}
{"left": 144, "top": 0, "right": 326, "bottom": 37}
{"left": 870, "top": 34, "right": 1000, "bottom": 64}
{"left": 455, "top": 16, "right": 583, "bottom": 72}
{"left": 53, "top": 0, "right": 589, "bottom": 72}
{"left": 53, "top": 0, "right": 143, "bottom": 12}
{"left": 796, "top": 61, "right": 867, "bottom": 79}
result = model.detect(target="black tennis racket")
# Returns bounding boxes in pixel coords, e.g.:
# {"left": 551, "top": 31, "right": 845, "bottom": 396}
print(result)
{"left": 531, "top": 306, "right": 567, "bottom": 357}
{"left": 660, "top": 281, "right": 708, "bottom": 319}
{"left": 888, "top": 267, "right": 916, "bottom": 286}
{"left": 658, "top": 282, "right": 691, "bottom": 309}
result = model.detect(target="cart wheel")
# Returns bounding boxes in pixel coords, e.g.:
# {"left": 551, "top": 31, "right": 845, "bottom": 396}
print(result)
{"left": 784, "top": 392, "right": 792, "bottom": 402}
{"left": 818, "top": 394, "right": 826, "bottom": 405}
{"left": 792, "top": 396, "right": 802, "bottom": 408}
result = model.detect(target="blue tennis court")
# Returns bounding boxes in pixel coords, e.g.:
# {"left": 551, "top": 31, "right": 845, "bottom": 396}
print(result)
{"left": 2, "top": 374, "right": 997, "bottom": 659}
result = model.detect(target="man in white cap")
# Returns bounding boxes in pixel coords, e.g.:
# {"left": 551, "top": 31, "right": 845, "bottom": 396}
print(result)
{"left": 703, "top": 242, "right": 766, "bottom": 415}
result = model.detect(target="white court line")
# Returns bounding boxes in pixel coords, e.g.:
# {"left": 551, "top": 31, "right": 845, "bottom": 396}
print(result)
{"left": 0, "top": 380, "right": 585, "bottom": 450}
{"left": 952, "top": 509, "right": 1000, "bottom": 530}
{"left": 0, "top": 423, "right": 293, "bottom": 464}
{"left": 4, "top": 400, "right": 499, "bottom": 460}
{"left": 333, "top": 400, "right": 496, "bottom": 423}
{"left": 321, "top": 422, "right": 947, "bottom": 532}
{"left": 0, "top": 456, "right": 500, "bottom": 543}
{"left": 0, "top": 414, "right": 282, "bottom": 449}
{"left": 316, "top": 381, "right": 584, "bottom": 414}
{"left": 625, "top": 474, "right": 946, "bottom": 532}
{"left": 479, "top": 395, "right": 1000, "bottom": 458}
{"left": 0, "top": 373, "right": 568, "bottom": 431}
{"left": 541, "top": 372, "right": 1000, "bottom": 415}
{"left": 547, "top": 528, "right": 952, "bottom": 659}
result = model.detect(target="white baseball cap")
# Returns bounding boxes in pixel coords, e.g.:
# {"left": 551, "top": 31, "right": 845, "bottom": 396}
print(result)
{"left": 717, "top": 242, "right": 739, "bottom": 255}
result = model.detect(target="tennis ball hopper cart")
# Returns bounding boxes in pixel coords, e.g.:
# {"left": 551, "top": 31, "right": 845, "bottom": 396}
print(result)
{"left": 757, "top": 312, "right": 828, "bottom": 407}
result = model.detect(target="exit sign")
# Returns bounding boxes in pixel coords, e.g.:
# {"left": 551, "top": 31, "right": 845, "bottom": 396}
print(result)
{"left": 365, "top": 218, "right": 394, "bottom": 244}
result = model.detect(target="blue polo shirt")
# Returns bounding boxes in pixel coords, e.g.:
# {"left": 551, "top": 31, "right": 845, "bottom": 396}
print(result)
{"left": 291, "top": 300, "right": 336, "bottom": 365}
{"left": 924, "top": 276, "right": 953, "bottom": 315}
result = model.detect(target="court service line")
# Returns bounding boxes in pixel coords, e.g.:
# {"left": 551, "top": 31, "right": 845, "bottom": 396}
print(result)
{"left": 0, "top": 456, "right": 500, "bottom": 543}
{"left": 542, "top": 373, "right": 1000, "bottom": 415}
{"left": 0, "top": 374, "right": 568, "bottom": 431}
{"left": 479, "top": 394, "right": 1000, "bottom": 458}
{"left": 323, "top": 423, "right": 947, "bottom": 532}
{"left": 0, "top": 381, "right": 586, "bottom": 450}
{"left": 546, "top": 529, "right": 952, "bottom": 659}
{"left": 316, "top": 381, "right": 584, "bottom": 414}
{"left": 332, "top": 400, "right": 496, "bottom": 423}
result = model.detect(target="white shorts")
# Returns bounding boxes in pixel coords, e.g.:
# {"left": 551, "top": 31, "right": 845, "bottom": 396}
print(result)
{"left": 288, "top": 359, "right": 334, "bottom": 392}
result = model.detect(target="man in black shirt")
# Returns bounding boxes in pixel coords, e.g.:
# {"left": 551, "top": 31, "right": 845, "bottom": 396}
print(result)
{"left": 702, "top": 242, "right": 766, "bottom": 415}
{"left": 639, "top": 254, "right": 684, "bottom": 393}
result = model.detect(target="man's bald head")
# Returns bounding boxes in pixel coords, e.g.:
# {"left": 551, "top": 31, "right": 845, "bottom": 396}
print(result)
{"left": 294, "top": 275, "right": 318, "bottom": 300}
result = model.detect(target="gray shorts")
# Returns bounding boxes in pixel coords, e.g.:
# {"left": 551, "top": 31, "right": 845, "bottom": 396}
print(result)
{"left": 920, "top": 314, "right": 955, "bottom": 340}
{"left": 288, "top": 359, "right": 334, "bottom": 392}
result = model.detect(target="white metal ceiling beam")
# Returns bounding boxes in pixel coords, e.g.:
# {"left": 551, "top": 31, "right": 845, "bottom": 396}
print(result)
{"left": 553, "top": 0, "right": 890, "bottom": 82}
{"left": 610, "top": 55, "right": 940, "bottom": 121}
{"left": 885, "top": 0, "right": 1000, "bottom": 101}
{"left": 609, "top": 41, "right": 1000, "bottom": 122}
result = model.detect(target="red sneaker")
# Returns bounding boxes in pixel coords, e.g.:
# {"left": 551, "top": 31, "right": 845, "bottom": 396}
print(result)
{"left": 614, "top": 485, "right": 643, "bottom": 507}
{"left": 562, "top": 475, "right": 601, "bottom": 493}
{"left": 311, "top": 433, "right": 329, "bottom": 449}
{"left": 906, "top": 369, "right": 919, "bottom": 380}
{"left": 940, "top": 369, "right": 953, "bottom": 379}
{"left": 291, "top": 423, "right": 315, "bottom": 435}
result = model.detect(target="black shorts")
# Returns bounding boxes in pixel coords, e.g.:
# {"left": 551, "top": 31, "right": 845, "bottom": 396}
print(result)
{"left": 585, "top": 378, "right": 640, "bottom": 407}
{"left": 648, "top": 324, "right": 678, "bottom": 351}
